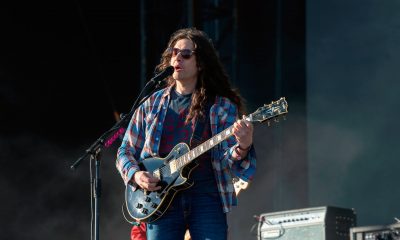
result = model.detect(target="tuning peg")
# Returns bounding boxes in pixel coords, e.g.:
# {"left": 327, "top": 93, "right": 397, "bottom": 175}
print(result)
{"left": 267, "top": 121, "right": 270, "bottom": 126}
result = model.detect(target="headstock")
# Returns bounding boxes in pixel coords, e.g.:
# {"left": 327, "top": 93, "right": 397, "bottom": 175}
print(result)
{"left": 245, "top": 97, "right": 288, "bottom": 124}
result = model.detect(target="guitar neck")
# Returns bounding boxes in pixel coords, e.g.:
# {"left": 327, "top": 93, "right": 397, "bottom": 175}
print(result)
{"left": 168, "top": 97, "right": 288, "bottom": 173}
{"left": 169, "top": 125, "right": 234, "bottom": 172}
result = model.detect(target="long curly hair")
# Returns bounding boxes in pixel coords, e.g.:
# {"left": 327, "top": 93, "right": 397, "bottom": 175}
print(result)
{"left": 155, "top": 28, "right": 245, "bottom": 123}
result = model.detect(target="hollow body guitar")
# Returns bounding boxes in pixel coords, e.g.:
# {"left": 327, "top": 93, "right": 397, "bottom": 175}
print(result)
{"left": 125, "top": 97, "right": 288, "bottom": 223}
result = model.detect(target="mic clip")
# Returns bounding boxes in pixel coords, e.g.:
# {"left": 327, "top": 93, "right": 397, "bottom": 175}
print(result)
{"left": 148, "top": 66, "right": 174, "bottom": 86}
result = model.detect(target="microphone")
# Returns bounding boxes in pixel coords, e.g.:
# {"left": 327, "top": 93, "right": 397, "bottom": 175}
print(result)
{"left": 148, "top": 66, "right": 174, "bottom": 85}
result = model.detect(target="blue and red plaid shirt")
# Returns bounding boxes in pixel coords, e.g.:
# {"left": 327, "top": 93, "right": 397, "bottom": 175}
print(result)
{"left": 116, "top": 86, "right": 256, "bottom": 213}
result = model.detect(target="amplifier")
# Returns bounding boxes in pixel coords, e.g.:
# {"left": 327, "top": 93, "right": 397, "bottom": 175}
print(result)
{"left": 257, "top": 206, "right": 357, "bottom": 240}
{"left": 350, "top": 222, "right": 400, "bottom": 240}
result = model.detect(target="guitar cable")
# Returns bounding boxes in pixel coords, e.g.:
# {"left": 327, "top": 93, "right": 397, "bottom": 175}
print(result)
{"left": 89, "top": 156, "right": 94, "bottom": 240}
{"left": 250, "top": 215, "right": 285, "bottom": 239}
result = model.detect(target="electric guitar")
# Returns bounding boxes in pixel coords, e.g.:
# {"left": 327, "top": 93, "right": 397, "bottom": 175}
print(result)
{"left": 125, "top": 97, "right": 288, "bottom": 223}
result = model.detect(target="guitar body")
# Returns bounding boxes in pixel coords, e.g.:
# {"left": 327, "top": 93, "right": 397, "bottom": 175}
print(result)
{"left": 125, "top": 143, "right": 198, "bottom": 223}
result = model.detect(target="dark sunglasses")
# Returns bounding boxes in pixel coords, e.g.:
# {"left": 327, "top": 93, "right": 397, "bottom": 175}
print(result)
{"left": 167, "top": 47, "right": 195, "bottom": 59}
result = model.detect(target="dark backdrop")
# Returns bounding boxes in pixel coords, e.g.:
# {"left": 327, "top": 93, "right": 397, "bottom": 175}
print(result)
{"left": 307, "top": 0, "right": 400, "bottom": 227}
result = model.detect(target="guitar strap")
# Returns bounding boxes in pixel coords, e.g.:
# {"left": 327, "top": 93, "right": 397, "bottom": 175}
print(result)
{"left": 190, "top": 99, "right": 213, "bottom": 148}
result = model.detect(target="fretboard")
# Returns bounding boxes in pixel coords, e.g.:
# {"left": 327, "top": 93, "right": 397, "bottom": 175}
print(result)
{"left": 169, "top": 125, "right": 234, "bottom": 173}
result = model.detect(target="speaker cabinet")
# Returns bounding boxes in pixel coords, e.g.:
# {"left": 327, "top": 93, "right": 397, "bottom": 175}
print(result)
{"left": 257, "top": 206, "right": 356, "bottom": 240}
{"left": 350, "top": 222, "right": 400, "bottom": 240}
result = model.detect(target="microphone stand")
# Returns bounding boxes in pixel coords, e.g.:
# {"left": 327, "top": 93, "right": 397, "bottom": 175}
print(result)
{"left": 70, "top": 75, "right": 167, "bottom": 240}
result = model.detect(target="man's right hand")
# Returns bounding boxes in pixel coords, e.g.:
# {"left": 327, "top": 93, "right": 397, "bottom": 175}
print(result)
{"left": 133, "top": 171, "right": 161, "bottom": 191}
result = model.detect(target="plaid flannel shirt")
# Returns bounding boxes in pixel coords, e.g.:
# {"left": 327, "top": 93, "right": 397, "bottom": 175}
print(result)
{"left": 116, "top": 86, "right": 256, "bottom": 213}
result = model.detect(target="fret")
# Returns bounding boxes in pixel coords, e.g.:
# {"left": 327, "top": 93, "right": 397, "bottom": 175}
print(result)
{"left": 170, "top": 159, "right": 177, "bottom": 173}
{"left": 175, "top": 158, "right": 180, "bottom": 170}
{"left": 175, "top": 158, "right": 180, "bottom": 171}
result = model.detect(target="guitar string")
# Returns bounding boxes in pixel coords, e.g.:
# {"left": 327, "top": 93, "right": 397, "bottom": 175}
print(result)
{"left": 155, "top": 121, "right": 256, "bottom": 178}
{"left": 157, "top": 138, "right": 211, "bottom": 176}
{"left": 157, "top": 142, "right": 202, "bottom": 176}
{"left": 156, "top": 113, "right": 282, "bottom": 177}
{"left": 156, "top": 129, "right": 232, "bottom": 177}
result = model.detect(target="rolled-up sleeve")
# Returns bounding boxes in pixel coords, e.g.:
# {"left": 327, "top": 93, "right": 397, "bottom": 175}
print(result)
{"left": 216, "top": 98, "right": 257, "bottom": 182}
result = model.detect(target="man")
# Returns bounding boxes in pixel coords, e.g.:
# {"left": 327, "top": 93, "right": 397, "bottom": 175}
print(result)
{"left": 117, "top": 28, "right": 256, "bottom": 240}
